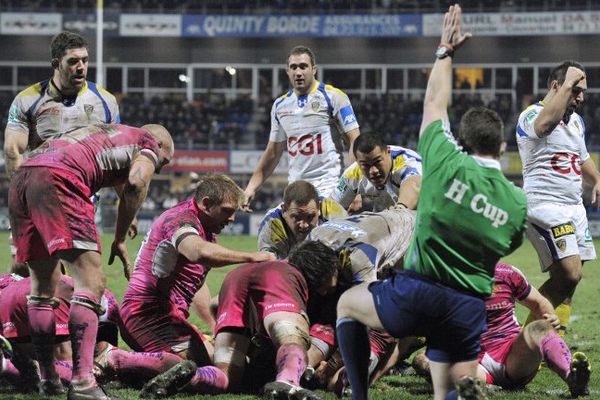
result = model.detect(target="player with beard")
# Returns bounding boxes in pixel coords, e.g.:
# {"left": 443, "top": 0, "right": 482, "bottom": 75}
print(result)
{"left": 516, "top": 61, "right": 600, "bottom": 336}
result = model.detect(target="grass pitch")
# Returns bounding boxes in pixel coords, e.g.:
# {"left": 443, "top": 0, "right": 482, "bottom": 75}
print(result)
{"left": 0, "top": 233, "right": 598, "bottom": 399}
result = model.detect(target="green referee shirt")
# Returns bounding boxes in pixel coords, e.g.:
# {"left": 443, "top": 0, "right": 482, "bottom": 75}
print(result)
{"left": 405, "top": 119, "right": 527, "bottom": 297}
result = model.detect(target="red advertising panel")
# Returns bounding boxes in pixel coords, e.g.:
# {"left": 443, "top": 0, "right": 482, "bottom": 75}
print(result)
{"left": 163, "top": 150, "right": 228, "bottom": 172}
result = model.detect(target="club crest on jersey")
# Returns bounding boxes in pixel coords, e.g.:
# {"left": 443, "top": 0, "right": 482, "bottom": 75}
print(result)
{"left": 311, "top": 100, "right": 320, "bottom": 112}
{"left": 84, "top": 104, "right": 94, "bottom": 115}
{"left": 524, "top": 109, "right": 537, "bottom": 124}
{"left": 551, "top": 223, "right": 575, "bottom": 239}
{"left": 555, "top": 239, "right": 567, "bottom": 252}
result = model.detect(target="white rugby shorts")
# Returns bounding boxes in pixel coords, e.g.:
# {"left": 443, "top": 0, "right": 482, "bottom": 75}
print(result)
{"left": 526, "top": 203, "right": 596, "bottom": 271}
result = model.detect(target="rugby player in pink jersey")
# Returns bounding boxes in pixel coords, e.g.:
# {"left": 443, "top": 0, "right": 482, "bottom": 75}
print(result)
{"left": 0, "top": 274, "right": 185, "bottom": 394}
{"left": 119, "top": 175, "right": 275, "bottom": 373}
{"left": 8, "top": 123, "right": 174, "bottom": 400}
{"left": 140, "top": 242, "right": 338, "bottom": 400}
{"left": 413, "top": 263, "right": 591, "bottom": 398}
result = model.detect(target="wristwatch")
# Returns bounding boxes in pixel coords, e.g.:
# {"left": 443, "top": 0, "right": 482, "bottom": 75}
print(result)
{"left": 435, "top": 45, "right": 454, "bottom": 59}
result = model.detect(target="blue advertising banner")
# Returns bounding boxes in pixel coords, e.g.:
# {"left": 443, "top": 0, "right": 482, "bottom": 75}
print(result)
{"left": 182, "top": 14, "right": 421, "bottom": 37}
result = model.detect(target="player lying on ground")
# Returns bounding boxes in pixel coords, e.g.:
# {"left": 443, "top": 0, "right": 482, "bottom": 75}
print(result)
{"left": 411, "top": 262, "right": 592, "bottom": 398}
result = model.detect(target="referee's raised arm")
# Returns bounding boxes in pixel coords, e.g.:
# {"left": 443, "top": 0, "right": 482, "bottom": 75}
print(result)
{"left": 420, "top": 4, "right": 471, "bottom": 136}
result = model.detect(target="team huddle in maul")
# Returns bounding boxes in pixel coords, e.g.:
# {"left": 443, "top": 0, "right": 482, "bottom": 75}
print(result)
{"left": 0, "top": 4, "right": 594, "bottom": 400}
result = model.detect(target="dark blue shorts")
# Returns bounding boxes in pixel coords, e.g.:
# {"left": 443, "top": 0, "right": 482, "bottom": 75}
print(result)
{"left": 369, "top": 271, "right": 486, "bottom": 363}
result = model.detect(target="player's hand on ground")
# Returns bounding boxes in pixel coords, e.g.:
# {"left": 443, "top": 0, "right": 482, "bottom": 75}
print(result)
{"left": 128, "top": 217, "right": 139, "bottom": 239}
{"left": 109, "top": 240, "right": 132, "bottom": 280}
{"left": 564, "top": 66, "right": 586, "bottom": 89}
{"left": 543, "top": 313, "right": 561, "bottom": 330}
{"left": 441, "top": 4, "right": 472, "bottom": 51}
{"left": 241, "top": 189, "right": 254, "bottom": 212}
{"left": 252, "top": 251, "right": 277, "bottom": 262}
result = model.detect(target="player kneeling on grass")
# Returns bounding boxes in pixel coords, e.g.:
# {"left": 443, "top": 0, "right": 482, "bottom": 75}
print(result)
{"left": 140, "top": 243, "right": 339, "bottom": 399}
{"left": 0, "top": 273, "right": 185, "bottom": 394}
{"left": 119, "top": 174, "right": 274, "bottom": 369}
{"left": 411, "top": 262, "right": 591, "bottom": 398}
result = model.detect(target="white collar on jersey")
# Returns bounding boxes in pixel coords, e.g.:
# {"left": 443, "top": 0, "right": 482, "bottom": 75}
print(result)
{"left": 472, "top": 155, "right": 501, "bottom": 170}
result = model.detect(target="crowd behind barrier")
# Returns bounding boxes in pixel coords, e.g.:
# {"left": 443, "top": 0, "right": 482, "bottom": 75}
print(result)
{"left": 1, "top": 91, "right": 600, "bottom": 212}
{"left": 1, "top": 0, "right": 597, "bottom": 13}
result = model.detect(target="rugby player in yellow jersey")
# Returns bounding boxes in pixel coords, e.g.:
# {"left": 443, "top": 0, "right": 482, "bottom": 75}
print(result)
{"left": 258, "top": 180, "right": 347, "bottom": 259}
{"left": 332, "top": 131, "right": 421, "bottom": 213}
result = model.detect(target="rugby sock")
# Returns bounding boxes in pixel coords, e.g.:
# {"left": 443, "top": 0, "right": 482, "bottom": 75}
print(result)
{"left": 555, "top": 303, "right": 572, "bottom": 337}
{"left": 107, "top": 348, "right": 183, "bottom": 376}
{"left": 27, "top": 301, "right": 58, "bottom": 381}
{"left": 55, "top": 360, "right": 73, "bottom": 383}
{"left": 336, "top": 317, "right": 370, "bottom": 400}
{"left": 69, "top": 291, "right": 100, "bottom": 388}
{"left": 275, "top": 342, "right": 307, "bottom": 386}
{"left": 540, "top": 330, "right": 571, "bottom": 380}
{"left": 189, "top": 365, "right": 229, "bottom": 394}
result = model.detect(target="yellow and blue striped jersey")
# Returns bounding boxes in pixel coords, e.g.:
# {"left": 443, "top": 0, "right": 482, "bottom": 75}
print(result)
{"left": 331, "top": 145, "right": 422, "bottom": 211}
{"left": 7, "top": 79, "right": 120, "bottom": 150}
{"left": 257, "top": 196, "right": 347, "bottom": 259}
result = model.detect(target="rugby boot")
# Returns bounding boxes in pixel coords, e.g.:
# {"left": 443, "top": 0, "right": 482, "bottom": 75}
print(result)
{"left": 67, "top": 384, "right": 123, "bottom": 400}
{"left": 93, "top": 342, "right": 115, "bottom": 382}
{"left": 332, "top": 368, "right": 352, "bottom": 399}
{"left": 140, "top": 359, "right": 197, "bottom": 399}
{"left": 455, "top": 375, "right": 487, "bottom": 400}
{"left": 39, "top": 379, "right": 66, "bottom": 396}
{"left": 300, "top": 366, "right": 317, "bottom": 390}
{"left": 263, "top": 380, "right": 323, "bottom": 400}
{"left": 567, "top": 352, "right": 591, "bottom": 397}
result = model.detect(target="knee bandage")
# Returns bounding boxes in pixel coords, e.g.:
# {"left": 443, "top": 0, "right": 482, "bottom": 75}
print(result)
{"left": 26, "top": 295, "right": 59, "bottom": 309}
{"left": 71, "top": 295, "right": 106, "bottom": 315}
{"left": 271, "top": 320, "right": 311, "bottom": 350}
{"left": 213, "top": 345, "right": 247, "bottom": 367}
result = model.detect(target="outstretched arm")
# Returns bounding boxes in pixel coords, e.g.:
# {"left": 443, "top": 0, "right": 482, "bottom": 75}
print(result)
{"left": 177, "top": 234, "right": 276, "bottom": 267}
{"left": 420, "top": 5, "right": 471, "bottom": 136}
{"left": 243, "top": 140, "right": 286, "bottom": 211}
{"left": 109, "top": 155, "right": 156, "bottom": 278}
{"left": 519, "top": 286, "right": 560, "bottom": 329}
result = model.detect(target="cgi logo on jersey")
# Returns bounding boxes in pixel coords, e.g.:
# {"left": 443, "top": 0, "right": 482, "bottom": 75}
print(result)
{"left": 340, "top": 105, "right": 357, "bottom": 126}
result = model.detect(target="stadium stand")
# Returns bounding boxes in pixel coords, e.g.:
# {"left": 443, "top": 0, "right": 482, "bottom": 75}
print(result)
{"left": 2, "top": 0, "right": 599, "bottom": 12}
